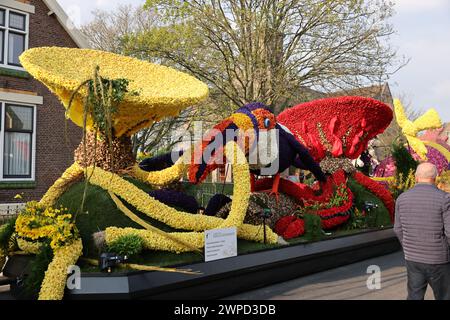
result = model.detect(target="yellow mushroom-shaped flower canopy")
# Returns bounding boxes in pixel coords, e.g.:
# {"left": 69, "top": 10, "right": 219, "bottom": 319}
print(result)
{"left": 20, "top": 47, "right": 209, "bottom": 137}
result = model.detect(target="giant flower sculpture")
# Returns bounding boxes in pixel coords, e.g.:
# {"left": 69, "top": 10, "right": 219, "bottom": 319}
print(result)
{"left": 374, "top": 99, "right": 450, "bottom": 178}
{"left": 19, "top": 47, "right": 280, "bottom": 250}
{"left": 253, "top": 97, "right": 396, "bottom": 229}
{"left": 11, "top": 47, "right": 281, "bottom": 300}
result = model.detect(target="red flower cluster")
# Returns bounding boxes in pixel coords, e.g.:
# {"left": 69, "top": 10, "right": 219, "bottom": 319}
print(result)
{"left": 188, "top": 119, "right": 232, "bottom": 184}
{"left": 274, "top": 216, "right": 305, "bottom": 239}
{"left": 277, "top": 96, "right": 393, "bottom": 161}
{"left": 316, "top": 189, "right": 353, "bottom": 229}
{"left": 255, "top": 170, "right": 353, "bottom": 230}
{"left": 352, "top": 172, "right": 395, "bottom": 222}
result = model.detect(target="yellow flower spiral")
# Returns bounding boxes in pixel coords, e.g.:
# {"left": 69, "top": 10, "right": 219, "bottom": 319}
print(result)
{"left": 89, "top": 141, "right": 277, "bottom": 251}
{"left": 17, "top": 238, "right": 42, "bottom": 255}
{"left": 38, "top": 239, "right": 83, "bottom": 300}
{"left": 130, "top": 152, "right": 190, "bottom": 186}
{"left": 40, "top": 162, "right": 84, "bottom": 207}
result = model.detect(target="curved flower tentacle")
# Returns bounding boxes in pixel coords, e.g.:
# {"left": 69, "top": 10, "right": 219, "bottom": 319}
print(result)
{"left": 219, "top": 142, "right": 250, "bottom": 228}
{"left": 108, "top": 191, "right": 201, "bottom": 252}
{"left": 87, "top": 141, "right": 277, "bottom": 247}
{"left": 38, "top": 238, "right": 83, "bottom": 300}
{"left": 130, "top": 151, "right": 190, "bottom": 186}
{"left": 17, "top": 238, "right": 42, "bottom": 254}
{"left": 88, "top": 167, "right": 219, "bottom": 230}
{"left": 105, "top": 224, "right": 277, "bottom": 253}
{"left": 87, "top": 142, "right": 247, "bottom": 231}
{"left": 105, "top": 227, "right": 204, "bottom": 253}
{"left": 40, "top": 162, "right": 84, "bottom": 207}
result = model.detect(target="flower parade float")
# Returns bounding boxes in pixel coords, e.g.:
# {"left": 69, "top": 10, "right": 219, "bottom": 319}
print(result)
{"left": 253, "top": 96, "right": 396, "bottom": 231}
{"left": 374, "top": 99, "right": 450, "bottom": 183}
{"left": 0, "top": 47, "right": 400, "bottom": 300}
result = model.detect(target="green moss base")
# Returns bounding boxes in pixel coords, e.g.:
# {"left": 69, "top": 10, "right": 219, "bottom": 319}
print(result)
{"left": 55, "top": 176, "right": 392, "bottom": 271}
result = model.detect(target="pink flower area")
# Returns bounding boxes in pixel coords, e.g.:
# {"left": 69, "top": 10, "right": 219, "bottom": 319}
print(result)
{"left": 374, "top": 145, "right": 449, "bottom": 177}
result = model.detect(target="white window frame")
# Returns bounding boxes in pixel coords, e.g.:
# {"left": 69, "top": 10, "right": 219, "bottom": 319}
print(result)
{"left": 0, "top": 5, "right": 29, "bottom": 71}
{"left": 0, "top": 100, "right": 37, "bottom": 182}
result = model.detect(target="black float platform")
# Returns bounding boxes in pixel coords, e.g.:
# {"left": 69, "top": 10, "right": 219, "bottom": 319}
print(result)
{"left": 68, "top": 228, "right": 400, "bottom": 300}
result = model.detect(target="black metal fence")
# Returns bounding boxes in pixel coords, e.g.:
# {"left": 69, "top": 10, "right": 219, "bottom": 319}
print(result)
{"left": 182, "top": 182, "right": 234, "bottom": 207}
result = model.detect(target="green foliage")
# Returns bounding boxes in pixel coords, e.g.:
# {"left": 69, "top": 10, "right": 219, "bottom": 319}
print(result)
{"left": 304, "top": 184, "right": 349, "bottom": 211}
{"left": 347, "top": 177, "right": 391, "bottom": 228}
{"left": 0, "top": 217, "right": 17, "bottom": 250}
{"left": 86, "top": 76, "right": 128, "bottom": 134}
{"left": 67, "top": 66, "right": 138, "bottom": 215}
{"left": 22, "top": 243, "right": 53, "bottom": 300}
{"left": 343, "top": 208, "right": 368, "bottom": 230}
{"left": 56, "top": 179, "right": 171, "bottom": 257}
{"left": 392, "top": 142, "right": 418, "bottom": 179}
{"left": 108, "top": 234, "right": 144, "bottom": 257}
{"left": 303, "top": 214, "right": 323, "bottom": 241}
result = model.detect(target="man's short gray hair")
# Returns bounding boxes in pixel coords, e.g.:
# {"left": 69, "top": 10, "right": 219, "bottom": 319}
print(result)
{"left": 415, "top": 162, "right": 438, "bottom": 180}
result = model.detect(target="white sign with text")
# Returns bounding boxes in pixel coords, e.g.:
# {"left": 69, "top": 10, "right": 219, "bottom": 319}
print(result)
{"left": 204, "top": 227, "right": 238, "bottom": 262}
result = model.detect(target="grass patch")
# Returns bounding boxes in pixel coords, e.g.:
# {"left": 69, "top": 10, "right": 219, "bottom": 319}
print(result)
{"left": 347, "top": 177, "right": 392, "bottom": 228}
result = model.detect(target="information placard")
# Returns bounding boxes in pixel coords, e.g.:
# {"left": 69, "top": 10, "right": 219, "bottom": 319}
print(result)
{"left": 204, "top": 227, "right": 238, "bottom": 262}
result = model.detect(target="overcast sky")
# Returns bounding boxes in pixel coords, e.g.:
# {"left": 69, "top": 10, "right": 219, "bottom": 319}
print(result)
{"left": 57, "top": 0, "right": 450, "bottom": 121}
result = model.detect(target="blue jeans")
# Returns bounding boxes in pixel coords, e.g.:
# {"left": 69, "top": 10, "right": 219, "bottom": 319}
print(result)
{"left": 406, "top": 260, "right": 450, "bottom": 300}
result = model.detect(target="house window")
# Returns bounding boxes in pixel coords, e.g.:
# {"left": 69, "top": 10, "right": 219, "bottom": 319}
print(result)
{"left": 0, "top": 101, "right": 36, "bottom": 181}
{"left": 0, "top": 6, "right": 28, "bottom": 69}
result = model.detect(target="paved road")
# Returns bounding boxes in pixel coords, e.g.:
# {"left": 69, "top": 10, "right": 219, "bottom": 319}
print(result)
{"left": 0, "top": 251, "right": 437, "bottom": 300}
{"left": 225, "top": 251, "right": 435, "bottom": 300}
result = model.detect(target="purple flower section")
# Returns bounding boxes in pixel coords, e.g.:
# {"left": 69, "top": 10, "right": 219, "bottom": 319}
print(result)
{"left": 374, "top": 145, "right": 449, "bottom": 177}
{"left": 148, "top": 189, "right": 199, "bottom": 214}
{"left": 238, "top": 102, "right": 270, "bottom": 112}
{"left": 204, "top": 194, "right": 232, "bottom": 216}
{"left": 374, "top": 157, "right": 396, "bottom": 177}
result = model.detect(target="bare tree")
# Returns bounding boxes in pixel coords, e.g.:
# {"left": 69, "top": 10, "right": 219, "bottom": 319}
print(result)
{"left": 81, "top": 5, "right": 225, "bottom": 155}
{"left": 81, "top": 5, "right": 156, "bottom": 53}
{"left": 123, "top": 0, "right": 407, "bottom": 114}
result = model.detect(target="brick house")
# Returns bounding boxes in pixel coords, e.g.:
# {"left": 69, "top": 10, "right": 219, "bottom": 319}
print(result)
{"left": 0, "top": 0, "right": 87, "bottom": 210}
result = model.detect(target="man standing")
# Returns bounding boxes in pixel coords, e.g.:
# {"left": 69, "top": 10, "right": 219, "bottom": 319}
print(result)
{"left": 394, "top": 162, "right": 450, "bottom": 300}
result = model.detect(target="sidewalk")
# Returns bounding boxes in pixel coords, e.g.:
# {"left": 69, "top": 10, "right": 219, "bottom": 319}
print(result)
{"left": 225, "top": 251, "right": 434, "bottom": 300}
{"left": 0, "top": 251, "right": 437, "bottom": 300}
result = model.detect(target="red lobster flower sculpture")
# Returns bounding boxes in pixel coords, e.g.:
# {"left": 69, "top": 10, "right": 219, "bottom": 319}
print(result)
{"left": 258, "top": 96, "right": 395, "bottom": 231}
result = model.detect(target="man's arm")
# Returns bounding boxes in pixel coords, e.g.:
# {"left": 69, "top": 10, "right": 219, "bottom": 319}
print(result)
{"left": 394, "top": 199, "right": 403, "bottom": 245}
{"left": 443, "top": 194, "right": 450, "bottom": 246}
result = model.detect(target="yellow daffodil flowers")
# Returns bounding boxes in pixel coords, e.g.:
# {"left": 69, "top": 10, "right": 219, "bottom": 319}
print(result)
{"left": 20, "top": 47, "right": 209, "bottom": 137}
